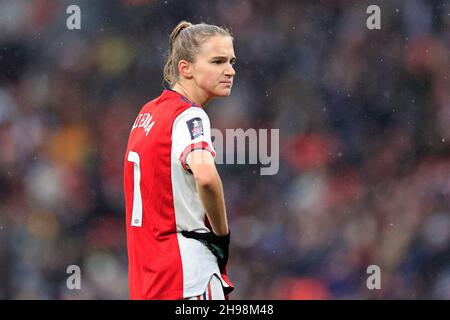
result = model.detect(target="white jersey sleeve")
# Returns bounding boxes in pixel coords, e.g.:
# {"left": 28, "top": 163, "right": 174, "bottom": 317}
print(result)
{"left": 170, "top": 106, "right": 230, "bottom": 298}
{"left": 172, "top": 107, "right": 216, "bottom": 173}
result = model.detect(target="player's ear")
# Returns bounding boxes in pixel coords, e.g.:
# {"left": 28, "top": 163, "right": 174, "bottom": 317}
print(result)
{"left": 178, "top": 60, "right": 193, "bottom": 79}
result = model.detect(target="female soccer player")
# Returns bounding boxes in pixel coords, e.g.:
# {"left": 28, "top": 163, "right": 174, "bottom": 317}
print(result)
{"left": 123, "top": 21, "right": 236, "bottom": 300}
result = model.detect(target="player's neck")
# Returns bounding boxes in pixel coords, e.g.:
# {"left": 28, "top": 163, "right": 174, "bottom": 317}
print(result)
{"left": 171, "top": 83, "right": 211, "bottom": 107}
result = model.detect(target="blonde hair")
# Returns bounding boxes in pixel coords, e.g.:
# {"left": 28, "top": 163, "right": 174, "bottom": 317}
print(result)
{"left": 163, "top": 21, "right": 233, "bottom": 87}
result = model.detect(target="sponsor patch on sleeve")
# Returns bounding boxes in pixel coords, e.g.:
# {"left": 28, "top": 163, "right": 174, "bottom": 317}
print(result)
{"left": 186, "top": 117, "right": 204, "bottom": 140}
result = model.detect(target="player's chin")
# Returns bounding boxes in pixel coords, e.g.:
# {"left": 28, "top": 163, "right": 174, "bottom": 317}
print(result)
{"left": 214, "top": 86, "right": 233, "bottom": 97}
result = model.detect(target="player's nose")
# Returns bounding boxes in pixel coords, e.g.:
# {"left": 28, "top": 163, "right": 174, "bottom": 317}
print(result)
{"left": 225, "top": 63, "right": 235, "bottom": 77}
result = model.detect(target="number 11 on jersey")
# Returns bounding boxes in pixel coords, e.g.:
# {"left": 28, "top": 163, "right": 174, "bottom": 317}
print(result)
{"left": 127, "top": 151, "right": 143, "bottom": 227}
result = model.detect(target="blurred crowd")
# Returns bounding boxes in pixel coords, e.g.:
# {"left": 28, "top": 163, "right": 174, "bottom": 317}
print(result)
{"left": 0, "top": 0, "right": 449, "bottom": 299}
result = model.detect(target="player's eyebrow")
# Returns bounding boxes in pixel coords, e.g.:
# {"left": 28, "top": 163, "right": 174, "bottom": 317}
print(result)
{"left": 211, "top": 56, "right": 236, "bottom": 62}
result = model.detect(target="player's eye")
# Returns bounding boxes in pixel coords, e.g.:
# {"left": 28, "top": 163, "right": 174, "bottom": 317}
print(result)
{"left": 212, "top": 60, "right": 222, "bottom": 64}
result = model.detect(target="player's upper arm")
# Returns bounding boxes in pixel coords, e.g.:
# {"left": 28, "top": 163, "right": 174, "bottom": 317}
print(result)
{"left": 186, "top": 149, "right": 219, "bottom": 188}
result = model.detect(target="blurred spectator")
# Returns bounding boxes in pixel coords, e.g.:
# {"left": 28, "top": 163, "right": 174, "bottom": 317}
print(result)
{"left": 0, "top": 0, "right": 449, "bottom": 299}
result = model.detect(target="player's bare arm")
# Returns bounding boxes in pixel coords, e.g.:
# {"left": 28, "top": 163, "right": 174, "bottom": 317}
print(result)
{"left": 186, "top": 149, "right": 229, "bottom": 236}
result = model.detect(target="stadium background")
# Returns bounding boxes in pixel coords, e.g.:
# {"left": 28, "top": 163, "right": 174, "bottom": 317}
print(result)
{"left": 0, "top": 0, "right": 449, "bottom": 299}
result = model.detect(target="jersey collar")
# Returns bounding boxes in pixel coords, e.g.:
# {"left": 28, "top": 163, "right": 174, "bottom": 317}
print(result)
{"left": 162, "top": 89, "right": 204, "bottom": 109}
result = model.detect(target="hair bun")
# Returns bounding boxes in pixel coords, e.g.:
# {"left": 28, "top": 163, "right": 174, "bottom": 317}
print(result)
{"left": 170, "top": 21, "right": 193, "bottom": 44}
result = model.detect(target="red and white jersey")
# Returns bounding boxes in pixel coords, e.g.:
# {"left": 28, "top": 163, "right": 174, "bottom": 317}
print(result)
{"left": 123, "top": 89, "right": 233, "bottom": 299}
